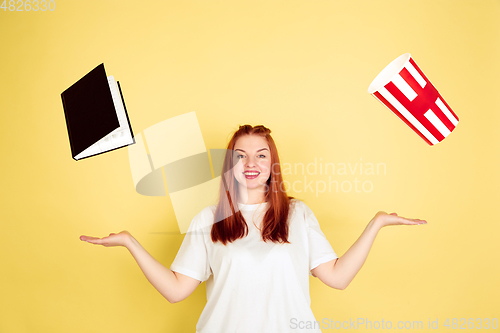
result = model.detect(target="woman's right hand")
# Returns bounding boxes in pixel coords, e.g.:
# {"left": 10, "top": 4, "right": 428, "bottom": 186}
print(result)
{"left": 80, "top": 230, "right": 133, "bottom": 248}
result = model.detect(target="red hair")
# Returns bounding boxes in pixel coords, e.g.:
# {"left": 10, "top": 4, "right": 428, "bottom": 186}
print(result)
{"left": 211, "top": 125, "right": 294, "bottom": 245}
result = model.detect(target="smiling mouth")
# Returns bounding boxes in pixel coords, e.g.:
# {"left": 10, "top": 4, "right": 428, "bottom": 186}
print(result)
{"left": 243, "top": 171, "right": 260, "bottom": 179}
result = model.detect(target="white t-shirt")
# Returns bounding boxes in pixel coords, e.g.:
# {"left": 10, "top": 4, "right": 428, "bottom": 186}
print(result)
{"left": 170, "top": 199, "right": 338, "bottom": 333}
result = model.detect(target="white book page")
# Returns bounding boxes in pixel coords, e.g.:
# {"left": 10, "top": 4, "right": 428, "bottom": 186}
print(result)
{"left": 74, "top": 75, "right": 134, "bottom": 160}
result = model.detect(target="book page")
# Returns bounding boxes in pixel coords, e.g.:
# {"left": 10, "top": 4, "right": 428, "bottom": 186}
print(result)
{"left": 74, "top": 75, "right": 134, "bottom": 160}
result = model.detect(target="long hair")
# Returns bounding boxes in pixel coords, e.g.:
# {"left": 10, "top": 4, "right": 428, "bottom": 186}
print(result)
{"left": 211, "top": 125, "right": 294, "bottom": 245}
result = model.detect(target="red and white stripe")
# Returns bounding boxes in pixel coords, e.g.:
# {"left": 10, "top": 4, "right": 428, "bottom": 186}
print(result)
{"left": 371, "top": 56, "right": 459, "bottom": 145}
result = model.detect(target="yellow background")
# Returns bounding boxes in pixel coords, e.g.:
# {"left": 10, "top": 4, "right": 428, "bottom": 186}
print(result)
{"left": 1, "top": 0, "right": 499, "bottom": 332}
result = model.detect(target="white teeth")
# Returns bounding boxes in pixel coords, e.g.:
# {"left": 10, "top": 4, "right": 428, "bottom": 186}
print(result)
{"left": 244, "top": 172, "right": 260, "bottom": 176}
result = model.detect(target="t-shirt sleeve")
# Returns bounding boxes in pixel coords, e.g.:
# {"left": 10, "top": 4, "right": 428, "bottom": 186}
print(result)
{"left": 169, "top": 208, "right": 213, "bottom": 282}
{"left": 302, "top": 201, "right": 338, "bottom": 275}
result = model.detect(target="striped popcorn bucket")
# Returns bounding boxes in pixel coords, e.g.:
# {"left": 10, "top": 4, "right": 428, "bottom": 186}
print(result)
{"left": 368, "top": 53, "right": 459, "bottom": 145}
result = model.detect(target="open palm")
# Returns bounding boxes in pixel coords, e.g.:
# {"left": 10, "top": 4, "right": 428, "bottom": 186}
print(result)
{"left": 373, "top": 211, "right": 427, "bottom": 228}
{"left": 80, "top": 230, "right": 132, "bottom": 247}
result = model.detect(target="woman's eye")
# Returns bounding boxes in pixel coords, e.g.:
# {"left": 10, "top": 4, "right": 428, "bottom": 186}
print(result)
{"left": 258, "top": 155, "right": 266, "bottom": 158}
{"left": 237, "top": 155, "right": 245, "bottom": 159}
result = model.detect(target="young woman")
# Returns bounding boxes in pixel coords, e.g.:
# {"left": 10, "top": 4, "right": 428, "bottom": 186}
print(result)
{"left": 80, "top": 125, "right": 426, "bottom": 333}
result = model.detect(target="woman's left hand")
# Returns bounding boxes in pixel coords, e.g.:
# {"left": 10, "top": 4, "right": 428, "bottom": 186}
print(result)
{"left": 371, "top": 211, "right": 427, "bottom": 229}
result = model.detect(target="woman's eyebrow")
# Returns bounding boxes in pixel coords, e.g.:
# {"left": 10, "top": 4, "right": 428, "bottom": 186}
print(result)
{"left": 234, "top": 148, "right": 269, "bottom": 153}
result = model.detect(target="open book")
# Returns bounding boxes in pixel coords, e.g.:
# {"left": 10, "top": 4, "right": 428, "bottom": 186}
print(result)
{"left": 61, "top": 63, "right": 135, "bottom": 160}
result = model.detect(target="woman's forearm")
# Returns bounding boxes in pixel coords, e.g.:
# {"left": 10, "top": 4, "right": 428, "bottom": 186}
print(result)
{"left": 125, "top": 236, "right": 180, "bottom": 303}
{"left": 313, "top": 212, "right": 425, "bottom": 290}
{"left": 331, "top": 220, "right": 382, "bottom": 289}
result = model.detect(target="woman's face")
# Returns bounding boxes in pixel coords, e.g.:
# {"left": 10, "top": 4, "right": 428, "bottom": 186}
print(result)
{"left": 233, "top": 135, "right": 272, "bottom": 192}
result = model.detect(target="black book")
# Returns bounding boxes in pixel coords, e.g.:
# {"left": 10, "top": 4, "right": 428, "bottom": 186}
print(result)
{"left": 61, "top": 63, "right": 135, "bottom": 160}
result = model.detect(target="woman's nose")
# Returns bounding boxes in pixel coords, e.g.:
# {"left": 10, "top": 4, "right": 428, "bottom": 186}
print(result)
{"left": 245, "top": 156, "right": 256, "bottom": 167}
